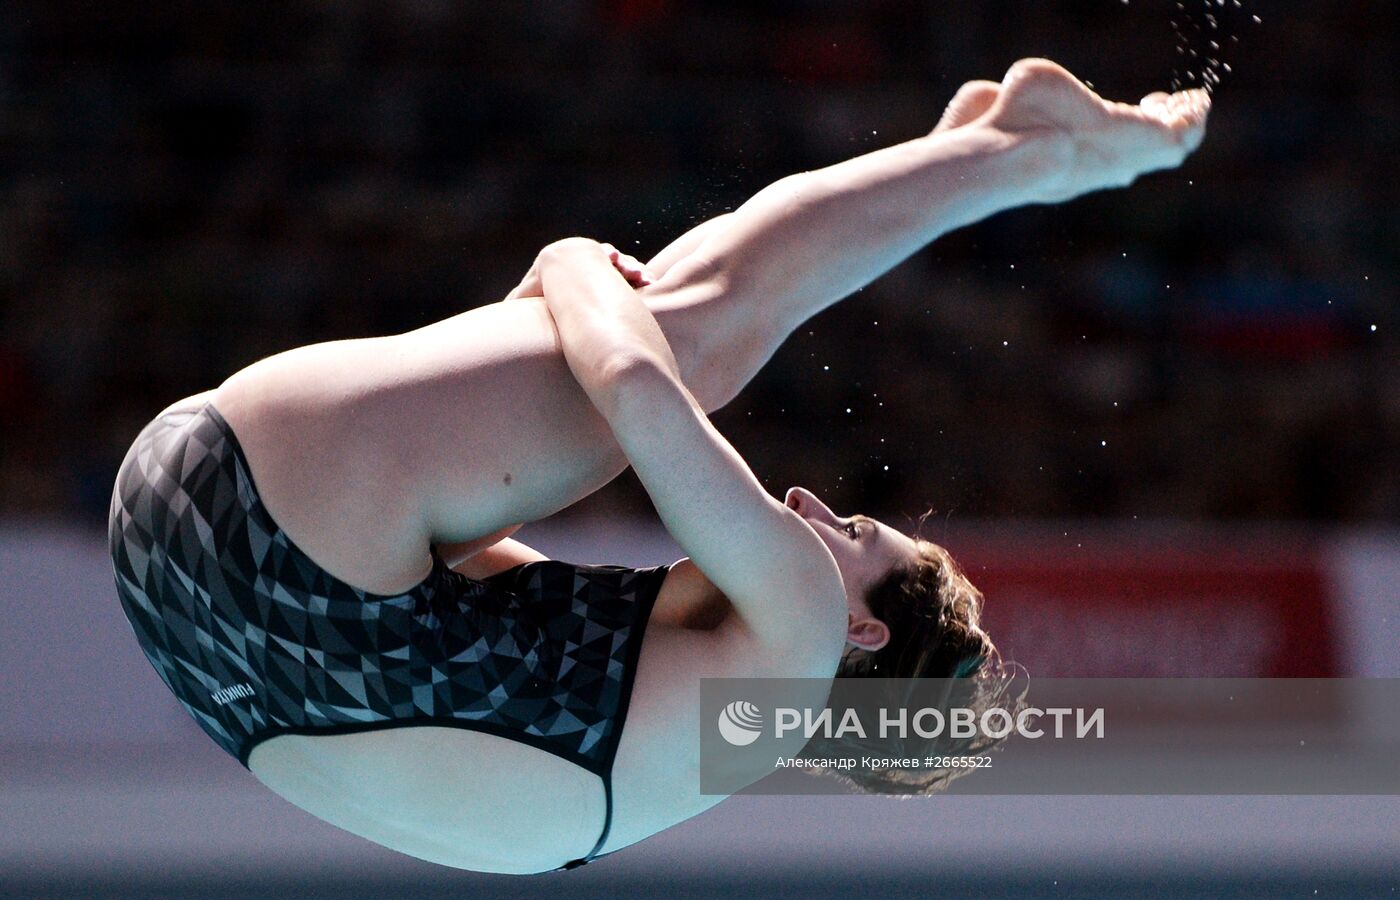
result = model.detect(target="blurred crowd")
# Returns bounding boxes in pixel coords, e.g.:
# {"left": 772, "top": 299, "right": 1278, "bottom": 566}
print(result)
{"left": 1, "top": 0, "right": 1395, "bottom": 525}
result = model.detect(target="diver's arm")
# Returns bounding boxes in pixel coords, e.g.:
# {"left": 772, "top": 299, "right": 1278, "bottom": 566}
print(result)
{"left": 443, "top": 532, "right": 550, "bottom": 580}
{"left": 536, "top": 238, "right": 846, "bottom": 663}
{"left": 534, "top": 238, "right": 683, "bottom": 394}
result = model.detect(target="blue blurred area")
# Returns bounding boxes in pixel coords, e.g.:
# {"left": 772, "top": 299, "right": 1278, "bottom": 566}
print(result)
{"left": 3, "top": 871, "right": 1399, "bottom": 900}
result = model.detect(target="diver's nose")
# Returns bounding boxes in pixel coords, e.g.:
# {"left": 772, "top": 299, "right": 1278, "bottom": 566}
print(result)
{"left": 785, "top": 486, "right": 838, "bottom": 525}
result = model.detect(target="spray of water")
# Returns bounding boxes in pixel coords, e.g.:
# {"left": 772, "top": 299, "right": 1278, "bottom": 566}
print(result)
{"left": 1166, "top": 0, "right": 1261, "bottom": 94}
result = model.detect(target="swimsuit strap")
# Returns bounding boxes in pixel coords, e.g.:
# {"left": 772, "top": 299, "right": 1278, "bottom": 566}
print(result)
{"left": 559, "top": 774, "right": 613, "bottom": 870}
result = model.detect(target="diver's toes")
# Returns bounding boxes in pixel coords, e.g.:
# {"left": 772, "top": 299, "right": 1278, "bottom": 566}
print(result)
{"left": 934, "top": 80, "right": 1002, "bottom": 132}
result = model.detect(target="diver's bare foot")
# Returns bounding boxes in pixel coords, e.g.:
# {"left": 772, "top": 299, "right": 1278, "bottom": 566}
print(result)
{"left": 980, "top": 58, "right": 1210, "bottom": 203}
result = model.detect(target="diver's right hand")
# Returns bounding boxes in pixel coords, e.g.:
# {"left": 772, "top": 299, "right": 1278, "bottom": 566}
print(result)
{"left": 979, "top": 58, "right": 1210, "bottom": 204}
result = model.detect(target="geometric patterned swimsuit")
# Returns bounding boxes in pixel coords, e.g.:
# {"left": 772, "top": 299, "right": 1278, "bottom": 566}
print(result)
{"left": 108, "top": 402, "right": 670, "bottom": 870}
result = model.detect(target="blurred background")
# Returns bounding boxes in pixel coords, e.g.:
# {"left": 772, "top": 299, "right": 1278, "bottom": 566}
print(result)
{"left": 1, "top": 0, "right": 1396, "bottom": 897}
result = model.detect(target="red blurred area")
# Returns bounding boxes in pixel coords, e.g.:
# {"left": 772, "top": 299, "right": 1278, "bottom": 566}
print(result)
{"left": 967, "top": 532, "right": 1338, "bottom": 677}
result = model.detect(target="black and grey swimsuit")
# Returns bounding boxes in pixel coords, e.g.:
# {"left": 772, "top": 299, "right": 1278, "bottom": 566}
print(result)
{"left": 108, "top": 401, "right": 670, "bottom": 870}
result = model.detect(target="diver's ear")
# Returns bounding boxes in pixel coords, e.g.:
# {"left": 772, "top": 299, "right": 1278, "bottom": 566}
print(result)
{"left": 847, "top": 613, "right": 890, "bottom": 652}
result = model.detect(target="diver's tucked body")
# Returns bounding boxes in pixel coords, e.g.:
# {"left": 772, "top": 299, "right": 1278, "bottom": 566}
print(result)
{"left": 109, "top": 59, "right": 1209, "bottom": 874}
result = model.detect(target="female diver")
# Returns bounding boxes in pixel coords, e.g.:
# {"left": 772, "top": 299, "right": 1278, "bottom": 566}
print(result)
{"left": 110, "top": 60, "right": 1208, "bottom": 873}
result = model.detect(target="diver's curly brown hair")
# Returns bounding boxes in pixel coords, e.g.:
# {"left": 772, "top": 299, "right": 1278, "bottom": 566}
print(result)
{"left": 798, "top": 538, "right": 1023, "bottom": 794}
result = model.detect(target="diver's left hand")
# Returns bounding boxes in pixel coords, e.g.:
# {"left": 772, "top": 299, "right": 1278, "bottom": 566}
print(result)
{"left": 505, "top": 242, "right": 654, "bottom": 301}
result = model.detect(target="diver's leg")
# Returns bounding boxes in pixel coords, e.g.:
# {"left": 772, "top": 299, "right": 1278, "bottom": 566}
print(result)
{"left": 212, "top": 62, "right": 1204, "bottom": 594}
{"left": 632, "top": 80, "right": 1004, "bottom": 410}
{"left": 635, "top": 62, "right": 1205, "bottom": 411}
{"left": 638, "top": 81, "right": 999, "bottom": 285}
{"left": 211, "top": 299, "right": 638, "bottom": 594}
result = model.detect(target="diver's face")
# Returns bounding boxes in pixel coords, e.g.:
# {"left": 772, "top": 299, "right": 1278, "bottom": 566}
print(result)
{"left": 783, "top": 487, "right": 917, "bottom": 651}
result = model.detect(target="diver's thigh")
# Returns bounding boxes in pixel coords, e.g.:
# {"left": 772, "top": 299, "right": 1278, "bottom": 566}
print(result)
{"left": 212, "top": 300, "right": 633, "bottom": 593}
